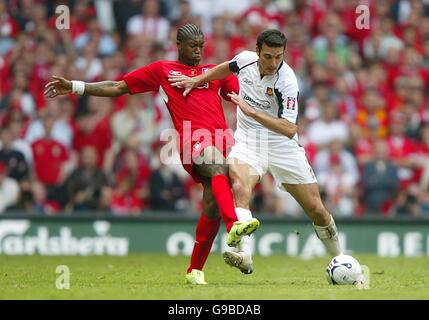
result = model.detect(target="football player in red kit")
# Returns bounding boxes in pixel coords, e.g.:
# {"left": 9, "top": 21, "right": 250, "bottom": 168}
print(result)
{"left": 44, "top": 24, "right": 259, "bottom": 285}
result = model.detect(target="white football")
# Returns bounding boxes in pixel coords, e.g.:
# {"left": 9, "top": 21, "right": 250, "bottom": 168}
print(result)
{"left": 326, "top": 254, "right": 364, "bottom": 285}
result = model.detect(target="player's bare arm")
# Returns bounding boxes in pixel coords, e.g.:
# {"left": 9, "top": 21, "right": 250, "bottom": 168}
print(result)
{"left": 168, "top": 61, "right": 232, "bottom": 96}
{"left": 228, "top": 92, "right": 298, "bottom": 139}
{"left": 44, "top": 76, "right": 129, "bottom": 98}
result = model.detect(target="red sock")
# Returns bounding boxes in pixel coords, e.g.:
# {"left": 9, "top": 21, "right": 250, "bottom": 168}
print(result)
{"left": 211, "top": 174, "right": 238, "bottom": 231}
{"left": 187, "top": 214, "right": 220, "bottom": 273}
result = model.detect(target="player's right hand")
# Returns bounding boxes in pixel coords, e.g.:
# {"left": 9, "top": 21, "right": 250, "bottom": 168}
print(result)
{"left": 44, "top": 76, "right": 72, "bottom": 98}
{"left": 168, "top": 74, "right": 198, "bottom": 96}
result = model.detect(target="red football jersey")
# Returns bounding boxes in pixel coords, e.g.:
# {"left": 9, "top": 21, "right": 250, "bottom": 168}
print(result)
{"left": 122, "top": 61, "right": 238, "bottom": 148}
{"left": 32, "top": 139, "right": 69, "bottom": 185}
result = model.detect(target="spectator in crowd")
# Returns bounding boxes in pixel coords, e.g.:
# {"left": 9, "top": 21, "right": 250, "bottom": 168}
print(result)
{"left": 74, "top": 17, "right": 118, "bottom": 57}
{"left": 0, "top": 126, "right": 29, "bottom": 182}
{"left": 74, "top": 40, "right": 104, "bottom": 81}
{"left": 31, "top": 114, "right": 70, "bottom": 205}
{"left": 423, "top": 39, "right": 429, "bottom": 69}
{"left": 0, "top": 0, "right": 18, "bottom": 55}
{"left": 315, "top": 141, "right": 359, "bottom": 217}
{"left": 320, "top": 153, "right": 357, "bottom": 217}
{"left": 411, "top": 123, "right": 429, "bottom": 214}
{"left": 386, "top": 112, "right": 418, "bottom": 189}
{"left": 297, "top": 117, "right": 318, "bottom": 165}
{"left": 0, "top": 125, "right": 31, "bottom": 209}
{"left": 312, "top": 12, "right": 349, "bottom": 65}
{"left": 110, "top": 94, "right": 157, "bottom": 159}
{"left": 27, "top": 180, "right": 61, "bottom": 215}
{"left": 395, "top": 184, "right": 422, "bottom": 216}
{"left": 414, "top": 123, "right": 429, "bottom": 180}
{"left": 1, "top": 72, "right": 36, "bottom": 120}
{"left": 63, "top": 145, "right": 111, "bottom": 212}
{"left": 149, "top": 147, "right": 186, "bottom": 212}
{"left": 354, "top": 88, "right": 388, "bottom": 141}
{"left": 362, "top": 139, "right": 399, "bottom": 215}
{"left": 0, "top": 162, "right": 20, "bottom": 213}
{"left": 113, "top": 0, "right": 144, "bottom": 36}
{"left": 307, "top": 99, "right": 349, "bottom": 148}
{"left": 25, "top": 99, "right": 73, "bottom": 148}
{"left": 303, "top": 81, "right": 330, "bottom": 122}
{"left": 126, "top": 0, "right": 170, "bottom": 43}
{"left": 332, "top": 76, "right": 358, "bottom": 126}
{"left": 170, "top": 0, "right": 194, "bottom": 27}
{"left": 363, "top": 17, "right": 403, "bottom": 61}
{"left": 419, "top": 163, "right": 429, "bottom": 214}
{"left": 240, "top": 0, "right": 284, "bottom": 35}
{"left": 314, "top": 138, "right": 359, "bottom": 186}
{"left": 354, "top": 121, "right": 380, "bottom": 167}
{"left": 2, "top": 117, "right": 33, "bottom": 165}
{"left": 72, "top": 103, "right": 113, "bottom": 171}
{"left": 109, "top": 172, "right": 144, "bottom": 215}
{"left": 110, "top": 148, "right": 150, "bottom": 215}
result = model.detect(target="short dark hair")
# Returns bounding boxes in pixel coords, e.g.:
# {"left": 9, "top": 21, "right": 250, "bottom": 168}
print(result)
{"left": 256, "top": 29, "right": 287, "bottom": 51}
{"left": 177, "top": 24, "right": 204, "bottom": 42}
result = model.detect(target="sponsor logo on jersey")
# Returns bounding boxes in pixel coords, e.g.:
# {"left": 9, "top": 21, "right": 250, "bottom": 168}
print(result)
{"left": 243, "top": 94, "right": 271, "bottom": 110}
{"left": 169, "top": 70, "right": 182, "bottom": 75}
{"left": 243, "top": 78, "right": 253, "bottom": 85}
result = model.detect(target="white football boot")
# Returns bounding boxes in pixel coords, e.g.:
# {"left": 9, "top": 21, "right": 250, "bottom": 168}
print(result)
{"left": 222, "top": 251, "right": 253, "bottom": 275}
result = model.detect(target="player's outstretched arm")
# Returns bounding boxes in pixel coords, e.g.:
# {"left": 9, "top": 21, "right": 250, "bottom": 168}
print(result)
{"left": 168, "top": 61, "right": 232, "bottom": 96}
{"left": 228, "top": 92, "right": 298, "bottom": 139}
{"left": 44, "top": 76, "right": 129, "bottom": 98}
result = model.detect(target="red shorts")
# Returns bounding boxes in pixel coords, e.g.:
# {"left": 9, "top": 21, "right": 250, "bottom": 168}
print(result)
{"left": 179, "top": 133, "right": 234, "bottom": 183}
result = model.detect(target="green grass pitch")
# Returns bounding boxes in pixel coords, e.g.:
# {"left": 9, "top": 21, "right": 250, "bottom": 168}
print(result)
{"left": 0, "top": 254, "right": 428, "bottom": 299}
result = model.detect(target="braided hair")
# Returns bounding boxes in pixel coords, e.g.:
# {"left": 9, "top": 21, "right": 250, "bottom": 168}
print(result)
{"left": 177, "top": 24, "right": 204, "bottom": 42}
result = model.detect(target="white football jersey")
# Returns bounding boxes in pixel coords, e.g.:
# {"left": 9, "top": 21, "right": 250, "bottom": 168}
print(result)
{"left": 229, "top": 50, "right": 299, "bottom": 144}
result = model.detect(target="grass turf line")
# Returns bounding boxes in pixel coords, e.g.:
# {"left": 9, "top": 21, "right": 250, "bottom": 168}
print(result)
{"left": 0, "top": 254, "right": 428, "bottom": 299}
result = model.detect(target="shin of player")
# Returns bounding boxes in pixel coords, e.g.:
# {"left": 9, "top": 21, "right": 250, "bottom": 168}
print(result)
{"left": 313, "top": 214, "right": 342, "bottom": 257}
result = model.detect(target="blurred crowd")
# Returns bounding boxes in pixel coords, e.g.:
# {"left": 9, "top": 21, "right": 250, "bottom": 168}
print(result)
{"left": 0, "top": 0, "right": 429, "bottom": 217}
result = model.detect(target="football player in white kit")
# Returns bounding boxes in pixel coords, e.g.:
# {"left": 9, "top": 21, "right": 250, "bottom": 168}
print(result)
{"left": 169, "top": 29, "right": 343, "bottom": 274}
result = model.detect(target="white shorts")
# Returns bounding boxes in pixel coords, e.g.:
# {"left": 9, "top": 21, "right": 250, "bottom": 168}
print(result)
{"left": 227, "top": 131, "right": 317, "bottom": 191}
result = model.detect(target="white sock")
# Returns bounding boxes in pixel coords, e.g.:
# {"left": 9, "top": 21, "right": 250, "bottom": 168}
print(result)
{"left": 235, "top": 207, "right": 252, "bottom": 221}
{"left": 313, "top": 215, "right": 343, "bottom": 257}
{"left": 235, "top": 208, "right": 253, "bottom": 258}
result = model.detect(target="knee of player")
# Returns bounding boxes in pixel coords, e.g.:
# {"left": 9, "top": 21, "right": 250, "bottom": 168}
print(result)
{"left": 231, "top": 179, "right": 250, "bottom": 200}
{"left": 307, "top": 201, "right": 327, "bottom": 216}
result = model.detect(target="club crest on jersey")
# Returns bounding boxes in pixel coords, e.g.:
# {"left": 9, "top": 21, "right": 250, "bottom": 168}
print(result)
{"left": 189, "top": 68, "right": 197, "bottom": 76}
{"left": 265, "top": 87, "right": 273, "bottom": 97}
{"left": 196, "top": 68, "right": 209, "bottom": 89}
{"left": 286, "top": 97, "right": 296, "bottom": 110}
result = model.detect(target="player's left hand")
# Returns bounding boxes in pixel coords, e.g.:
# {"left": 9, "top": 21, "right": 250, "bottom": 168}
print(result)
{"left": 168, "top": 75, "right": 198, "bottom": 96}
{"left": 228, "top": 92, "right": 256, "bottom": 117}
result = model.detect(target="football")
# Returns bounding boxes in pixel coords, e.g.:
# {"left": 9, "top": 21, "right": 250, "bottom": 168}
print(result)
{"left": 326, "top": 254, "right": 364, "bottom": 285}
